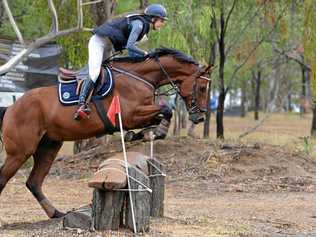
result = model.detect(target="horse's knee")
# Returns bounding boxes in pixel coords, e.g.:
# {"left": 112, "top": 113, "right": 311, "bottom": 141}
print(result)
{"left": 160, "top": 105, "right": 173, "bottom": 121}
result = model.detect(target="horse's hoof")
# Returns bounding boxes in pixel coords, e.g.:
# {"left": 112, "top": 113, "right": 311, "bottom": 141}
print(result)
{"left": 153, "top": 133, "right": 166, "bottom": 140}
{"left": 51, "top": 210, "right": 66, "bottom": 219}
{"left": 124, "top": 131, "right": 135, "bottom": 142}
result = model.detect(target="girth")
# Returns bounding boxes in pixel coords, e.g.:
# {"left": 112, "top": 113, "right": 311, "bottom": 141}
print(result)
{"left": 93, "top": 99, "right": 118, "bottom": 136}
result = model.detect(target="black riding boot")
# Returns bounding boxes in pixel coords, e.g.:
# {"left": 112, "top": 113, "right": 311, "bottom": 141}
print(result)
{"left": 74, "top": 78, "right": 94, "bottom": 120}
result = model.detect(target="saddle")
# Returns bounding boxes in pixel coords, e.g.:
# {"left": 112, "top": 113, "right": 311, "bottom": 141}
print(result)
{"left": 57, "top": 65, "right": 114, "bottom": 106}
{"left": 59, "top": 68, "right": 78, "bottom": 80}
{"left": 59, "top": 65, "right": 106, "bottom": 84}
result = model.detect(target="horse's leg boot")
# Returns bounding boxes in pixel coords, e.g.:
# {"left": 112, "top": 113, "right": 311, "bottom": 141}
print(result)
{"left": 154, "top": 118, "right": 170, "bottom": 139}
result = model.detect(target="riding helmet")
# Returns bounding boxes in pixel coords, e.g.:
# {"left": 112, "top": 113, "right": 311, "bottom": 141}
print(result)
{"left": 144, "top": 4, "right": 168, "bottom": 20}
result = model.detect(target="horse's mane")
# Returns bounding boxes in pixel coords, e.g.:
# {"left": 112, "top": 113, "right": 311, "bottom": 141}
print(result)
{"left": 111, "top": 47, "right": 199, "bottom": 65}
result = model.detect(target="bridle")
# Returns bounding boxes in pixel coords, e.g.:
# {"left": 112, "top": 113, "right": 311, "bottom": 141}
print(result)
{"left": 154, "top": 56, "right": 211, "bottom": 115}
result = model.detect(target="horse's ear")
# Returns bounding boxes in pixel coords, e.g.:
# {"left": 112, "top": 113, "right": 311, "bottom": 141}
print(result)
{"left": 199, "top": 64, "right": 215, "bottom": 76}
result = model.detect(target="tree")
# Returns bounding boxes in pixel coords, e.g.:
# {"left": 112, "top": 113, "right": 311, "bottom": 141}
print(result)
{"left": 253, "top": 68, "right": 261, "bottom": 120}
{"left": 203, "top": 0, "right": 216, "bottom": 139}
{"left": 303, "top": 0, "right": 316, "bottom": 137}
{"left": 213, "top": 0, "right": 237, "bottom": 139}
{"left": 0, "top": 1, "right": 4, "bottom": 28}
{"left": 139, "top": 0, "right": 149, "bottom": 9}
{"left": 90, "top": 0, "right": 117, "bottom": 25}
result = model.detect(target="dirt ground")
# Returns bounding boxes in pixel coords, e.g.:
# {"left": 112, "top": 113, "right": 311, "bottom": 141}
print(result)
{"left": 0, "top": 113, "right": 316, "bottom": 237}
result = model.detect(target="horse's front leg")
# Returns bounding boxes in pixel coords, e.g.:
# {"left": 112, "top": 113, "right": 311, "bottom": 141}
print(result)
{"left": 126, "top": 104, "right": 173, "bottom": 141}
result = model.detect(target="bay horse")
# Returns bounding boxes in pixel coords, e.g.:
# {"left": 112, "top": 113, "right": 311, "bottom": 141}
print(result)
{"left": 0, "top": 48, "right": 211, "bottom": 218}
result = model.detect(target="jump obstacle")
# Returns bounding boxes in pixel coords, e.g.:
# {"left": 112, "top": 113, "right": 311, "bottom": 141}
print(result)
{"left": 63, "top": 134, "right": 166, "bottom": 233}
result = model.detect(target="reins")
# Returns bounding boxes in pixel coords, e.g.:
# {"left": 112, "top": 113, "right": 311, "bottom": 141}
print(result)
{"left": 104, "top": 54, "right": 211, "bottom": 113}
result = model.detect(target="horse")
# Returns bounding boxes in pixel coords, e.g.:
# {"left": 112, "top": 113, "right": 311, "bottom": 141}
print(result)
{"left": 0, "top": 47, "right": 212, "bottom": 218}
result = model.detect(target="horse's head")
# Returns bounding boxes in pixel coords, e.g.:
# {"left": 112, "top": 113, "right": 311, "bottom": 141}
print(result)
{"left": 151, "top": 48, "right": 213, "bottom": 124}
{"left": 178, "top": 64, "right": 212, "bottom": 124}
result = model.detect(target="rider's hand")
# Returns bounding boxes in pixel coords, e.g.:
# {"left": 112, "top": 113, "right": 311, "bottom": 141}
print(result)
{"left": 146, "top": 50, "right": 156, "bottom": 58}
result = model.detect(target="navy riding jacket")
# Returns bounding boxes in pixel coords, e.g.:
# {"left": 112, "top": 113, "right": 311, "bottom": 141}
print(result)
{"left": 93, "top": 14, "right": 151, "bottom": 57}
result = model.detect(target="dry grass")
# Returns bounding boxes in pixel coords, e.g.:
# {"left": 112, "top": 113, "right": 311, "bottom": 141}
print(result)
{"left": 1, "top": 113, "right": 316, "bottom": 237}
{"left": 175, "top": 112, "right": 315, "bottom": 158}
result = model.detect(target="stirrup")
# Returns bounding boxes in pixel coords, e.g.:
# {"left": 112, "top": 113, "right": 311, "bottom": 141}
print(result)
{"left": 74, "top": 104, "right": 91, "bottom": 120}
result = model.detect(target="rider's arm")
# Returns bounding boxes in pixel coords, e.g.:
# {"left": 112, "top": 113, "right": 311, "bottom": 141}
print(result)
{"left": 126, "top": 19, "right": 147, "bottom": 57}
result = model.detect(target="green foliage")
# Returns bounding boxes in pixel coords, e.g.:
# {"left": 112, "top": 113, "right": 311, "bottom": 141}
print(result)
{"left": 303, "top": 0, "right": 316, "bottom": 64}
{"left": 148, "top": 0, "right": 213, "bottom": 63}
{"left": 55, "top": 1, "right": 93, "bottom": 68}
{"left": 304, "top": 0, "right": 316, "bottom": 100}
{"left": 0, "top": 0, "right": 311, "bottom": 110}
{"left": 0, "top": 0, "right": 50, "bottom": 38}
{"left": 303, "top": 136, "right": 312, "bottom": 155}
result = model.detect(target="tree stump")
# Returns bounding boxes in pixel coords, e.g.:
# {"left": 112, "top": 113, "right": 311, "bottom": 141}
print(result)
{"left": 125, "top": 166, "right": 151, "bottom": 232}
{"left": 89, "top": 153, "right": 151, "bottom": 232}
{"left": 147, "top": 158, "right": 165, "bottom": 217}
{"left": 92, "top": 189, "right": 125, "bottom": 231}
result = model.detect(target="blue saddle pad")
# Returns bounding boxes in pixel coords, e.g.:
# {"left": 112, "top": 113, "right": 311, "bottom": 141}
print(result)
{"left": 58, "top": 67, "right": 114, "bottom": 106}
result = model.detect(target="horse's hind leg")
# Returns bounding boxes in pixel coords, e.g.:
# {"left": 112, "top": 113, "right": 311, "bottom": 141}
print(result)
{"left": 0, "top": 154, "right": 30, "bottom": 195}
{"left": 26, "top": 136, "right": 63, "bottom": 218}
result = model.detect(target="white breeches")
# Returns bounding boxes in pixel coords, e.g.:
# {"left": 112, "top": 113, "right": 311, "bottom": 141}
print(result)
{"left": 88, "top": 34, "right": 112, "bottom": 82}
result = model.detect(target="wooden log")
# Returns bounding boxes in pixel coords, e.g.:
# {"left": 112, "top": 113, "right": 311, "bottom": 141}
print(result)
{"left": 92, "top": 188, "right": 125, "bottom": 231}
{"left": 88, "top": 151, "right": 149, "bottom": 190}
{"left": 125, "top": 166, "right": 150, "bottom": 232}
{"left": 147, "top": 158, "right": 165, "bottom": 217}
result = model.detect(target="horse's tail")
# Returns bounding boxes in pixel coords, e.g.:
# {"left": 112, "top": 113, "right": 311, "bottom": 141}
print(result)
{"left": 0, "top": 107, "right": 7, "bottom": 129}
{"left": 0, "top": 107, "right": 7, "bottom": 149}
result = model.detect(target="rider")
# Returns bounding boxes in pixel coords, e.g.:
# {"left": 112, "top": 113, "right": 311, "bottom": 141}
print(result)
{"left": 74, "top": 4, "right": 168, "bottom": 120}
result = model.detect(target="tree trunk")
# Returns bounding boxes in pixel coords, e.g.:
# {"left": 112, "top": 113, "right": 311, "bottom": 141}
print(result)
{"left": 288, "top": 91, "right": 292, "bottom": 112}
{"left": 139, "top": 0, "right": 149, "bottom": 9}
{"left": 180, "top": 100, "right": 187, "bottom": 129}
{"left": 90, "top": 0, "right": 117, "bottom": 25}
{"left": 254, "top": 69, "right": 261, "bottom": 120}
{"left": 250, "top": 72, "right": 256, "bottom": 110}
{"left": 203, "top": 81, "right": 212, "bottom": 138}
{"left": 203, "top": 2, "right": 216, "bottom": 139}
{"left": 216, "top": 3, "right": 226, "bottom": 139}
{"left": 240, "top": 80, "right": 247, "bottom": 118}
{"left": 216, "top": 91, "right": 225, "bottom": 139}
{"left": 311, "top": 103, "right": 316, "bottom": 138}
{"left": 173, "top": 96, "right": 181, "bottom": 136}
{"left": 267, "top": 59, "right": 280, "bottom": 112}
{"left": 0, "top": 2, "right": 4, "bottom": 28}
{"left": 310, "top": 53, "right": 316, "bottom": 137}
{"left": 300, "top": 65, "right": 307, "bottom": 114}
